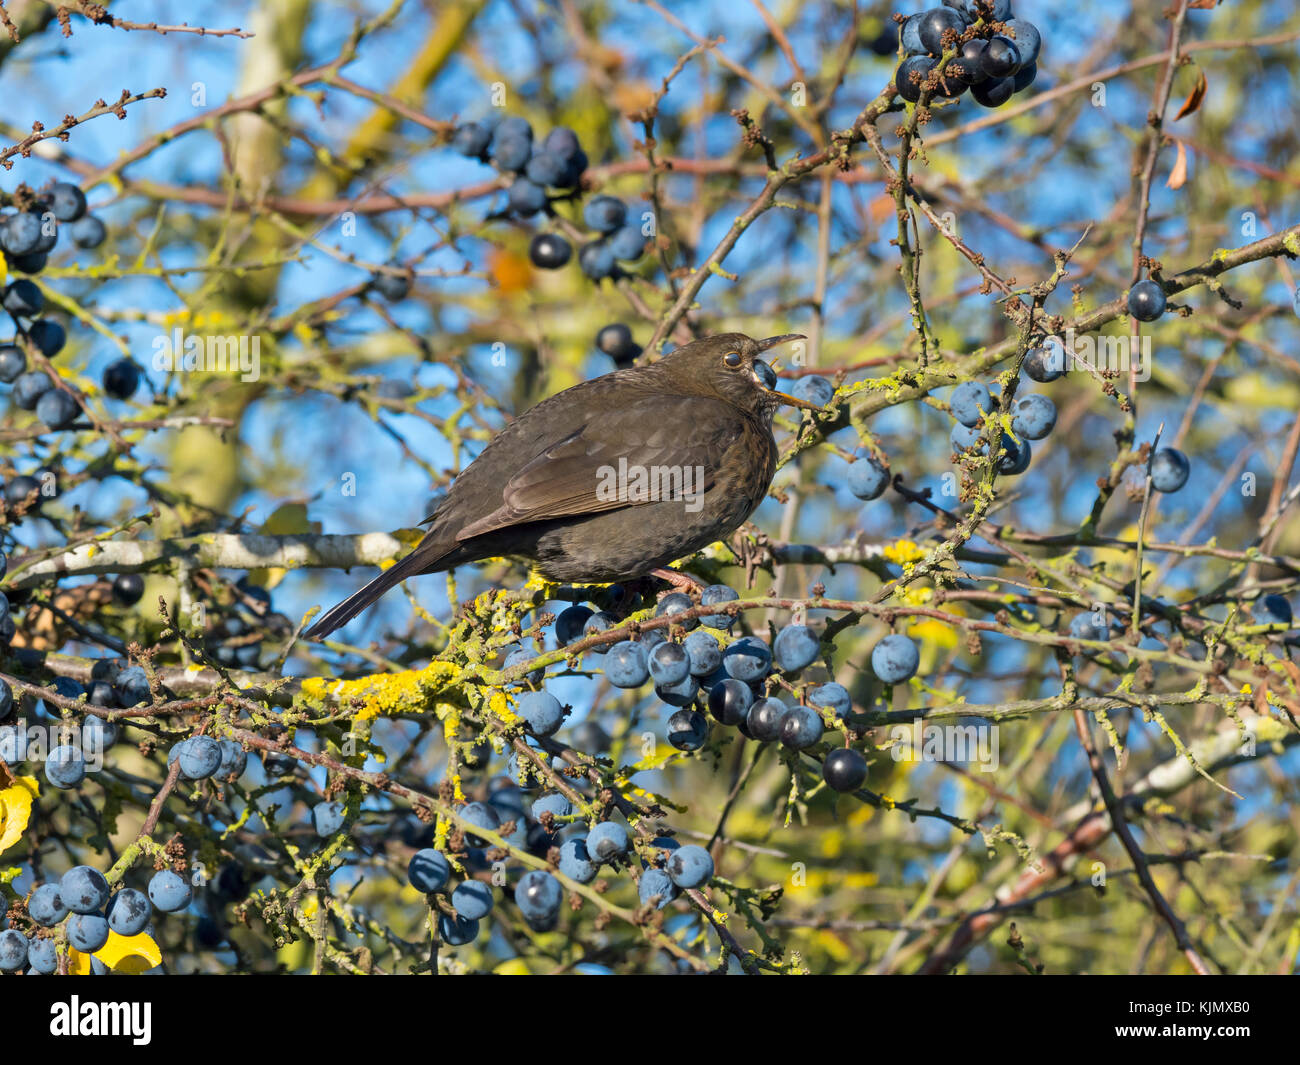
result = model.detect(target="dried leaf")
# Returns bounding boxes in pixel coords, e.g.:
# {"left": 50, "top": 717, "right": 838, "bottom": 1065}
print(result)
{"left": 1167, "top": 140, "right": 1189, "bottom": 190}
{"left": 10, "top": 584, "right": 113, "bottom": 651}
{"left": 1174, "top": 69, "right": 1208, "bottom": 120}
{"left": 610, "top": 81, "right": 655, "bottom": 116}
{"left": 869, "top": 193, "right": 896, "bottom": 227}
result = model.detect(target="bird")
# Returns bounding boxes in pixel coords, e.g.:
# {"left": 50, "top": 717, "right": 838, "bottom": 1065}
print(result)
{"left": 305, "top": 332, "right": 819, "bottom": 639}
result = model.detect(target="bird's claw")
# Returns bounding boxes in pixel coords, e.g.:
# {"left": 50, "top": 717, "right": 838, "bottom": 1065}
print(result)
{"left": 649, "top": 567, "right": 707, "bottom": 594}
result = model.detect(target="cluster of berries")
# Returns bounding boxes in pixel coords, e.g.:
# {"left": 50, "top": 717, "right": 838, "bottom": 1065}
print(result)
{"left": 892, "top": 1, "right": 1042, "bottom": 108}
{"left": 450, "top": 115, "right": 650, "bottom": 282}
{"left": 0, "top": 182, "right": 139, "bottom": 431}
{"left": 0, "top": 180, "right": 106, "bottom": 274}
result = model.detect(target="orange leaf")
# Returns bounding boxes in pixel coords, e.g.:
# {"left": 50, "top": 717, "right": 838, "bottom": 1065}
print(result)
{"left": 1174, "top": 69, "right": 1208, "bottom": 120}
{"left": 1166, "top": 140, "right": 1189, "bottom": 190}
{"left": 869, "top": 194, "right": 896, "bottom": 227}
{"left": 488, "top": 249, "right": 533, "bottom": 294}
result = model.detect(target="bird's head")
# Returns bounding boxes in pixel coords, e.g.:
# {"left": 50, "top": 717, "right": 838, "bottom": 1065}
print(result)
{"left": 661, "top": 332, "right": 820, "bottom": 417}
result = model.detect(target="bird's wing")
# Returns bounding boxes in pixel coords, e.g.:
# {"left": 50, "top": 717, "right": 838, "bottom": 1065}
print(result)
{"left": 455, "top": 393, "right": 743, "bottom": 541}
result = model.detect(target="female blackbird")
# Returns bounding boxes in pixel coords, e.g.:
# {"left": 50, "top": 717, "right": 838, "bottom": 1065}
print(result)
{"left": 305, "top": 333, "right": 819, "bottom": 638}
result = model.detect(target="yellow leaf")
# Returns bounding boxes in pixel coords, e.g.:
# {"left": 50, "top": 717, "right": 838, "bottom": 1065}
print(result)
{"left": 247, "top": 504, "right": 320, "bottom": 592}
{"left": 70, "top": 930, "right": 163, "bottom": 974}
{"left": 0, "top": 776, "right": 39, "bottom": 856}
{"left": 820, "top": 827, "right": 845, "bottom": 859}
{"left": 816, "top": 929, "right": 854, "bottom": 962}
{"left": 258, "top": 502, "right": 320, "bottom": 536}
{"left": 909, "top": 617, "right": 959, "bottom": 650}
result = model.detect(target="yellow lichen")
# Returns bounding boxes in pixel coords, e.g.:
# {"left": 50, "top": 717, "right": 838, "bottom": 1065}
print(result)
{"left": 486, "top": 689, "right": 519, "bottom": 726}
{"left": 299, "top": 660, "right": 468, "bottom": 721}
{"left": 883, "top": 539, "right": 927, "bottom": 565}
{"left": 440, "top": 703, "right": 467, "bottom": 802}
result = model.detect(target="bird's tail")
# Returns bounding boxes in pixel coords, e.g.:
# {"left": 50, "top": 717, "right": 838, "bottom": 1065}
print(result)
{"left": 304, "top": 536, "right": 453, "bottom": 640}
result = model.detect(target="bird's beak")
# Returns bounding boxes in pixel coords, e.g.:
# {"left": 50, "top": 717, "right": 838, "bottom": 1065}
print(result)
{"left": 757, "top": 333, "right": 806, "bottom": 352}
{"left": 771, "top": 388, "right": 825, "bottom": 412}
{"left": 752, "top": 344, "right": 824, "bottom": 411}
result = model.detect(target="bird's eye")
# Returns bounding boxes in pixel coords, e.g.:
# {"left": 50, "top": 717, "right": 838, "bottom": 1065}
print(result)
{"left": 723, "top": 351, "right": 742, "bottom": 368}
